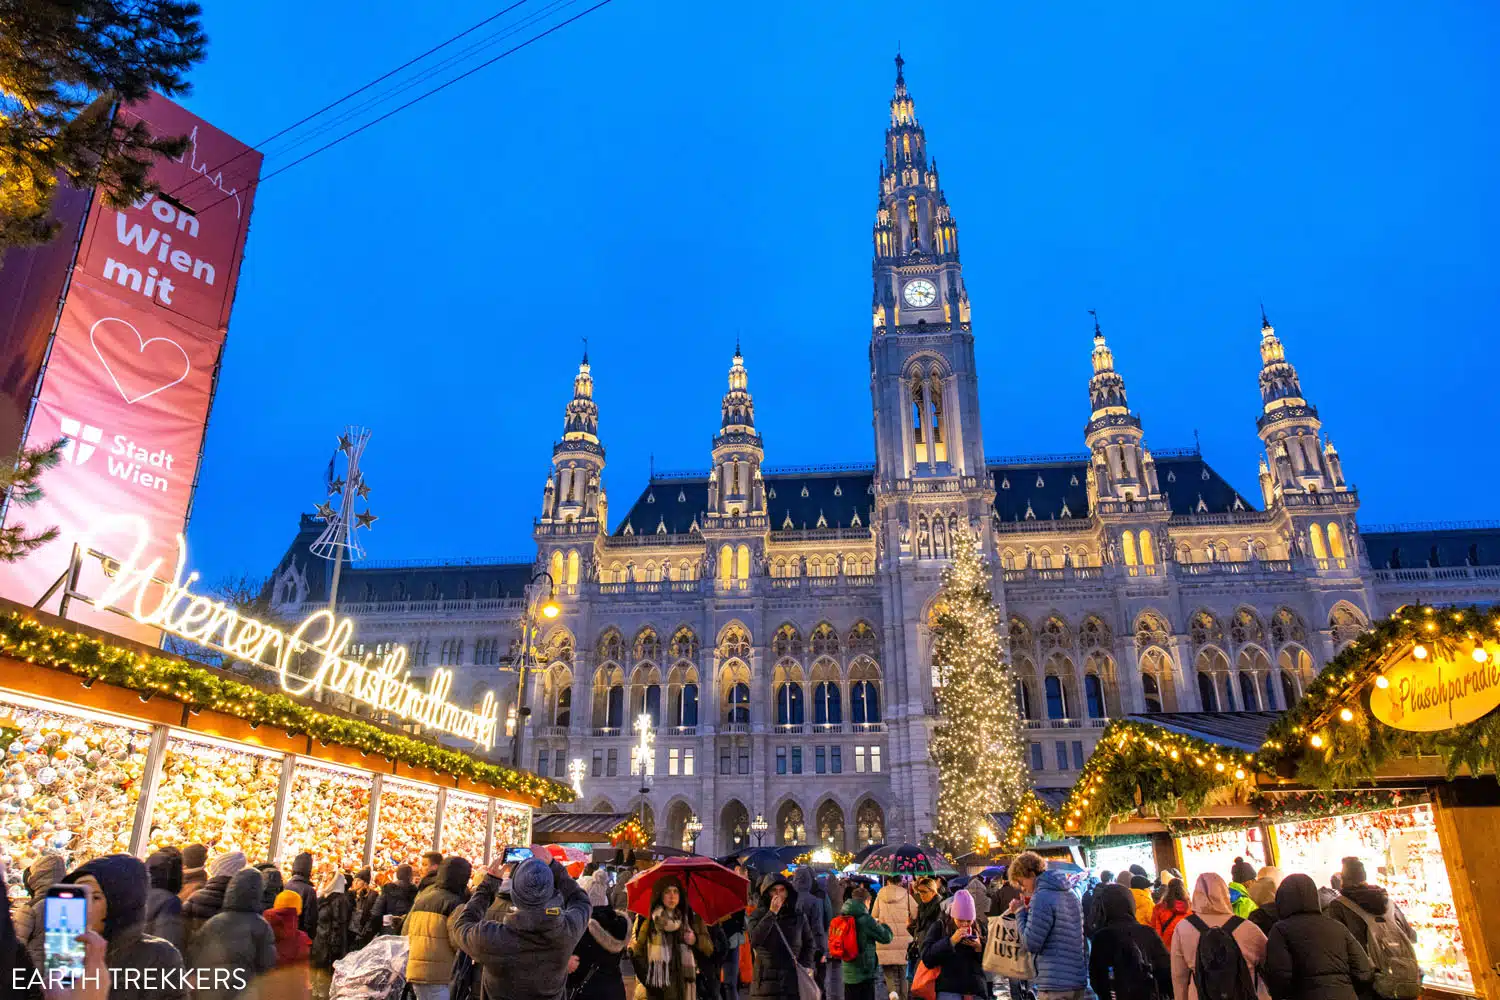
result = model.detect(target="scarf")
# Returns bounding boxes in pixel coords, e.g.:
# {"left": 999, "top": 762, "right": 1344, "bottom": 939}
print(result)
{"left": 646, "top": 906, "right": 697, "bottom": 1000}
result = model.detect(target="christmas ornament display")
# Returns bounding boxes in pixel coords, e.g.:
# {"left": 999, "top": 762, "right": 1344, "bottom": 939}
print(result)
{"left": 373, "top": 779, "right": 438, "bottom": 870}
{"left": 281, "top": 762, "right": 371, "bottom": 883}
{"left": 440, "top": 790, "right": 489, "bottom": 861}
{"left": 0, "top": 699, "right": 148, "bottom": 886}
{"left": 496, "top": 802, "right": 531, "bottom": 847}
{"left": 146, "top": 737, "right": 280, "bottom": 858}
{"left": 1176, "top": 827, "right": 1268, "bottom": 885}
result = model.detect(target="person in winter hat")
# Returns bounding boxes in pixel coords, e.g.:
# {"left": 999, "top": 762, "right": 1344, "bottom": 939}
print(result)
{"left": 256, "top": 862, "right": 285, "bottom": 914}
{"left": 403, "top": 855, "right": 474, "bottom": 997}
{"left": 448, "top": 846, "right": 592, "bottom": 1000}
{"left": 1010, "top": 851, "right": 1087, "bottom": 998}
{"left": 871, "top": 875, "right": 915, "bottom": 1000}
{"left": 310, "top": 872, "right": 352, "bottom": 999}
{"left": 1169, "top": 872, "right": 1267, "bottom": 1000}
{"left": 262, "top": 889, "right": 313, "bottom": 1000}
{"left": 182, "top": 850, "right": 247, "bottom": 944}
{"left": 188, "top": 866, "right": 277, "bottom": 1000}
{"left": 1247, "top": 867, "right": 1285, "bottom": 937}
{"left": 839, "top": 885, "right": 894, "bottom": 1000}
{"left": 749, "top": 873, "right": 814, "bottom": 1000}
{"left": 1150, "top": 877, "right": 1191, "bottom": 949}
{"left": 1324, "top": 858, "right": 1415, "bottom": 1000}
{"left": 179, "top": 844, "right": 209, "bottom": 902}
{"left": 284, "top": 851, "right": 320, "bottom": 941}
{"left": 920, "top": 879, "right": 988, "bottom": 1000}
{"left": 1226, "top": 860, "right": 1260, "bottom": 920}
{"left": 64, "top": 853, "right": 187, "bottom": 1000}
{"left": 631, "top": 875, "right": 714, "bottom": 1000}
{"left": 349, "top": 866, "right": 378, "bottom": 948}
{"left": 143, "top": 846, "right": 185, "bottom": 953}
{"left": 1087, "top": 883, "right": 1171, "bottom": 1000}
{"left": 20, "top": 851, "right": 67, "bottom": 969}
{"left": 568, "top": 872, "right": 629, "bottom": 1000}
{"left": 1128, "top": 873, "right": 1156, "bottom": 928}
{"left": 1261, "top": 874, "right": 1373, "bottom": 1000}
{"left": 369, "top": 862, "right": 419, "bottom": 937}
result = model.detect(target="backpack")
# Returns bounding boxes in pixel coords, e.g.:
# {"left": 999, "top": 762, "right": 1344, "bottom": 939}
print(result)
{"left": 828, "top": 914, "right": 859, "bottom": 961}
{"left": 450, "top": 948, "right": 481, "bottom": 1000}
{"left": 1186, "top": 915, "right": 1256, "bottom": 1000}
{"left": 1110, "top": 932, "right": 1163, "bottom": 1000}
{"left": 1336, "top": 899, "right": 1423, "bottom": 999}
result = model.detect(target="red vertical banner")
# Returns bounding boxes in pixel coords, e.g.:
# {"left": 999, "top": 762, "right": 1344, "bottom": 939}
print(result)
{"left": 0, "top": 94, "right": 262, "bottom": 642}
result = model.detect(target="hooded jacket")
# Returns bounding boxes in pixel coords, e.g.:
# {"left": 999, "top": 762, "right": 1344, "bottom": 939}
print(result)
{"left": 66, "top": 853, "right": 187, "bottom": 1000}
{"left": 1151, "top": 898, "right": 1190, "bottom": 948}
{"left": 256, "top": 863, "right": 285, "bottom": 913}
{"left": 837, "top": 897, "right": 893, "bottom": 985}
{"left": 1227, "top": 881, "right": 1259, "bottom": 920}
{"left": 144, "top": 847, "right": 185, "bottom": 953}
{"left": 748, "top": 874, "right": 815, "bottom": 1000}
{"left": 870, "top": 882, "right": 916, "bottom": 967}
{"left": 919, "top": 906, "right": 988, "bottom": 997}
{"left": 1325, "top": 882, "right": 1415, "bottom": 1000}
{"left": 1130, "top": 876, "right": 1157, "bottom": 928}
{"left": 791, "top": 868, "right": 828, "bottom": 962}
{"left": 449, "top": 860, "right": 592, "bottom": 1000}
{"left": 369, "top": 868, "right": 420, "bottom": 935}
{"left": 310, "top": 873, "right": 351, "bottom": 969}
{"left": 182, "top": 872, "right": 236, "bottom": 944}
{"left": 1088, "top": 884, "right": 1172, "bottom": 1000}
{"left": 568, "top": 874, "right": 629, "bottom": 1000}
{"left": 1262, "top": 874, "right": 1373, "bottom": 1000}
{"left": 21, "top": 851, "right": 67, "bottom": 969}
{"left": 404, "top": 856, "right": 473, "bottom": 983}
{"left": 1169, "top": 873, "right": 1268, "bottom": 1000}
{"left": 1017, "top": 869, "right": 1087, "bottom": 992}
{"left": 188, "top": 867, "right": 278, "bottom": 1000}
{"left": 261, "top": 905, "right": 312, "bottom": 1000}
{"left": 284, "top": 852, "right": 319, "bottom": 940}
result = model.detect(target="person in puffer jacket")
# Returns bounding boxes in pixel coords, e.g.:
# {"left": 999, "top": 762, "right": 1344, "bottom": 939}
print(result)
{"left": 187, "top": 866, "right": 277, "bottom": 1000}
{"left": 1262, "top": 874, "right": 1372, "bottom": 1000}
{"left": 284, "top": 852, "right": 320, "bottom": 941}
{"left": 1129, "top": 874, "right": 1157, "bottom": 928}
{"left": 310, "top": 872, "right": 352, "bottom": 998}
{"left": 20, "top": 851, "right": 67, "bottom": 969}
{"left": 369, "top": 863, "right": 419, "bottom": 937}
{"left": 1227, "top": 860, "right": 1259, "bottom": 920}
{"left": 1010, "top": 851, "right": 1086, "bottom": 998}
{"left": 263, "top": 889, "right": 313, "bottom": 1000}
{"left": 838, "top": 885, "right": 894, "bottom": 1000}
{"left": 1169, "top": 873, "right": 1267, "bottom": 1000}
{"left": 568, "top": 873, "right": 629, "bottom": 1000}
{"left": 144, "top": 847, "right": 185, "bottom": 953}
{"left": 183, "top": 851, "right": 248, "bottom": 945}
{"left": 870, "top": 877, "right": 915, "bottom": 1000}
{"left": 403, "top": 855, "right": 473, "bottom": 997}
{"left": 792, "top": 868, "right": 829, "bottom": 965}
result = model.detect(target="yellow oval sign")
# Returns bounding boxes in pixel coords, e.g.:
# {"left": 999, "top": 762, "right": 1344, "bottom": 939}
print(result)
{"left": 1369, "top": 642, "right": 1500, "bottom": 732}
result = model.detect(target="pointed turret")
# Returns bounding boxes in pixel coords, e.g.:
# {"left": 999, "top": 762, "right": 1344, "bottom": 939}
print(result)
{"left": 542, "top": 350, "right": 607, "bottom": 526}
{"left": 707, "top": 345, "right": 765, "bottom": 518}
{"left": 1254, "top": 311, "right": 1348, "bottom": 501}
{"left": 1083, "top": 314, "right": 1160, "bottom": 507}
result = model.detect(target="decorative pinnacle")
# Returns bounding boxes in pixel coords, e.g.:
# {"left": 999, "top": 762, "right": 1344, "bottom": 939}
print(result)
{"left": 1088, "top": 308, "right": 1102, "bottom": 339}
{"left": 1260, "top": 302, "right": 1271, "bottom": 331}
{"left": 895, "top": 51, "right": 905, "bottom": 85}
{"left": 581, "top": 336, "right": 589, "bottom": 365}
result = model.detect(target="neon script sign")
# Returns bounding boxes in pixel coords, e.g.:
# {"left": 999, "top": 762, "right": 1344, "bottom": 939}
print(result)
{"left": 77, "top": 516, "right": 499, "bottom": 749}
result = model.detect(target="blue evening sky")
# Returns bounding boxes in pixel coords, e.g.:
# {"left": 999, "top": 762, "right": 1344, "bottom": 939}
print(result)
{"left": 179, "top": 1, "right": 1498, "bottom": 580}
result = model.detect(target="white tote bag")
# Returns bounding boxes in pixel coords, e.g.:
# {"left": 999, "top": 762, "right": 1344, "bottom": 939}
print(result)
{"left": 983, "top": 913, "right": 1036, "bottom": 982}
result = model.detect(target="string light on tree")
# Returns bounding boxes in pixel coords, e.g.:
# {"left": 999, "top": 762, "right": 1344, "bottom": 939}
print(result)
{"left": 928, "top": 527, "right": 1031, "bottom": 855}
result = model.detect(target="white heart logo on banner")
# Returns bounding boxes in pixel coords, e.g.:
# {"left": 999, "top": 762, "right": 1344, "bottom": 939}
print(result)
{"left": 89, "top": 316, "right": 191, "bottom": 404}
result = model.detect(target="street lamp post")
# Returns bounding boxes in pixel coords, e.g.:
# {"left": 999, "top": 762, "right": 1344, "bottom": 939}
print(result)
{"left": 686, "top": 815, "right": 703, "bottom": 854}
{"left": 750, "top": 813, "right": 768, "bottom": 847}
{"left": 509, "top": 571, "right": 560, "bottom": 769}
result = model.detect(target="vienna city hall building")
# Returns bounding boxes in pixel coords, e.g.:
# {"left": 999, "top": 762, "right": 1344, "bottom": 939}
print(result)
{"left": 267, "top": 58, "right": 1500, "bottom": 855}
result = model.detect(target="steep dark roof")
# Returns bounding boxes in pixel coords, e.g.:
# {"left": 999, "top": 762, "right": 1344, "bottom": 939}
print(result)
{"left": 613, "top": 452, "right": 1253, "bottom": 536}
{"left": 1361, "top": 524, "right": 1500, "bottom": 569}
{"left": 1129, "top": 711, "right": 1282, "bottom": 752}
{"left": 531, "top": 812, "right": 630, "bottom": 835}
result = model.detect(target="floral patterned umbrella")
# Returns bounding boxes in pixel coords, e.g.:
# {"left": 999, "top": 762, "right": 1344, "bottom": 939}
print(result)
{"left": 857, "top": 843, "right": 958, "bottom": 878}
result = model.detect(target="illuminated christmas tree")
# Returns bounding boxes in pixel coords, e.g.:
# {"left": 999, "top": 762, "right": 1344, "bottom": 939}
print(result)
{"left": 929, "top": 527, "right": 1031, "bottom": 854}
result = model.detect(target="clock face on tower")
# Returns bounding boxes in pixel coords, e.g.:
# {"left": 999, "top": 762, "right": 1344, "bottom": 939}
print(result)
{"left": 903, "top": 278, "right": 937, "bottom": 308}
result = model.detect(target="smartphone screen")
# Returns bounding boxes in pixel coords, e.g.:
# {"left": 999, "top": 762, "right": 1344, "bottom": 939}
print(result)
{"left": 43, "top": 889, "right": 88, "bottom": 986}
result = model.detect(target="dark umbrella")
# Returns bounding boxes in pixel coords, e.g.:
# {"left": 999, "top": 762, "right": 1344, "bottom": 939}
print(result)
{"left": 1047, "top": 861, "right": 1084, "bottom": 874}
{"left": 979, "top": 866, "right": 1007, "bottom": 879}
{"left": 852, "top": 843, "right": 885, "bottom": 864}
{"left": 858, "top": 844, "right": 958, "bottom": 878}
{"left": 626, "top": 856, "right": 752, "bottom": 925}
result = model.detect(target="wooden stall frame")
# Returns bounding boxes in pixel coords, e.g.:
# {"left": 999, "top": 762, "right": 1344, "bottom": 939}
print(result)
{"left": 1431, "top": 783, "right": 1500, "bottom": 1000}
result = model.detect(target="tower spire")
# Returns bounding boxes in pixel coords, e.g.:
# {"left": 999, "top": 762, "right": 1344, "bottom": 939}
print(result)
{"left": 1083, "top": 314, "right": 1161, "bottom": 507}
{"left": 707, "top": 345, "right": 765, "bottom": 519}
{"left": 1255, "top": 311, "right": 1347, "bottom": 502}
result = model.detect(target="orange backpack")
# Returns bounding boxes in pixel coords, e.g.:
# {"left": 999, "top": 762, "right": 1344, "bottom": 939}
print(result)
{"left": 828, "top": 914, "right": 859, "bottom": 961}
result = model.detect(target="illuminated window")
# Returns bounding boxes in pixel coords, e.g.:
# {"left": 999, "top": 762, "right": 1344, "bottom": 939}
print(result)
{"left": 1121, "top": 530, "right": 1138, "bottom": 567}
{"left": 854, "top": 747, "right": 866, "bottom": 773}
{"left": 870, "top": 746, "right": 881, "bottom": 772}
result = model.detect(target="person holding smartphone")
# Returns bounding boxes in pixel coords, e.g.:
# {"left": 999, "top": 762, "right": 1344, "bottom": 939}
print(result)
{"left": 919, "top": 887, "right": 988, "bottom": 1000}
{"left": 61, "top": 853, "right": 185, "bottom": 1000}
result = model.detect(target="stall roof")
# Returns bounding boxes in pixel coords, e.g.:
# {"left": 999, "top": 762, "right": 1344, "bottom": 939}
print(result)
{"left": 1130, "top": 712, "right": 1283, "bottom": 752}
{"left": 532, "top": 812, "right": 632, "bottom": 838}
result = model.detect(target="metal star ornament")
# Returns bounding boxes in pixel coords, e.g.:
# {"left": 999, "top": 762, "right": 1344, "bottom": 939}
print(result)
{"left": 337, "top": 433, "right": 354, "bottom": 454}
{"left": 314, "top": 502, "right": 337, "bottom": 521}
{"left": 328, "top": 477, "right": 346, "bottom": 495}
{"left": 355, "top": 510, "right": 378, "bottom": 529}
{"left": 356, "top": 482, "right": 372, "bottom": 501}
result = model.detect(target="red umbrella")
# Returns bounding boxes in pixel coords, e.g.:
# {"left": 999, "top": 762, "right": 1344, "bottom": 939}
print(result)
{"left": 544, "top": 845, "right": 589, "bottom": 877}
{"left": 626, "top": 856, "right": 750, "bottom": 925}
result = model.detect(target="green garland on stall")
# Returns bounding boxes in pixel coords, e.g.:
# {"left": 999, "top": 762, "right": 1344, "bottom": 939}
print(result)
{"left": 0, "top": 611, "right": 575, "bottom": 804}
{"left": 1261, "top": 604, "right": 1500, "bottom": 787}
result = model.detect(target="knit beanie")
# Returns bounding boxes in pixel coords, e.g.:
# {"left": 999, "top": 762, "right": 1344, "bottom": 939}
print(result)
{"left": 274, "top": 889, "right": 304, "bottom": 914}
{"left": 951, "top": 887, "right": 976, "bottom": 921}
{"left": 1340, "top": 856, "right": 1367, "bottom": 885}
{"left": 182, "top": 844, "right": 209, "bottom": 870}
{"left": 211, "top": 850, "right": 247, "bottom": 879}
{"left": 1230, "top": 860, "right": 1257, "bottom": 885}
{"left": 511, "top": 857, "right": 555, "bottom": 908}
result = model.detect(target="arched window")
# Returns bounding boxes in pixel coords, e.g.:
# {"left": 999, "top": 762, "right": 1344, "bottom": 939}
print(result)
{"left": 550, "top": 550, "right": 564, "bottom": 583}
{"left": 607, "top": 683, "right": 625, "bottom": 729}
{"left": 848, "top": 622, "right": 877, "bottom": 655}
{"left": 1015, "top": 678, "right": 1035, "bottom": 719}
{"left": 555, "top": 686, "right": 572, "bottom": 727}
{"left": 1198, "top": 672, "right": 1219, "bottom": 712}
{"left": 1084, "top": 674, "right": 1106, "bottom": 720}
{"left": 1142, "top": 673, "right": 1163, "bottom": 714}
{"left": 855, "top": 800, "right": 885, "bottom": 845}
{"left": 726, "top": 683, "right": 751, "bottom": 724}
{"left": 813, "top": 682, "right": 843, "bottom": 725}
{"left": 634, "top": 627, "right": 661, "bottom": 663}
{"left": 736, "top": 544, "right": 751, "bottom": 580}
{"left": 670, "top": 628, "right": 699, "bottom": 661}
{"left": 719, "top": 625, "right": 752, "bottom": 659}
{"left": 1280, "top": 671, "right": 1298, "bottom": 708}
{"left": 1239, "top": 672, "right": 1259, "bottom": 712}
{"left": 1121, "top": 530, "right": 1138, "bottom": 567}
{"left": 851, "top": 679, "right": 881, "bottom": 724}
{"left": 810, "top": 623, "right": 840, "bottom": 657}
{"left": 1327, "top": 522, "right": 1346, "bottom": 560}
{"left": 1139, "top": 529, "right": 1156, "bottom": 566}
{"left": 1038, "top": 548, "right": 1053, "bottom": 570}
{"left": 1263, "top": 671, "right": 1278, "bottom": 711}
{"left": 718, "top": 544, "right": 733, "bottom": 582}
{"left": 566, "top": 549, "right": 580, "bottom": 585}
{"left": 681, "top": 683, "right": 699, "bottom": 726}
{"left": 597, "top": 629, "right": 623, "bottom": 662}
{"left": 1045, "top": 675, "right": 1068, "bottom": 719}
{"left": 776, "top": 682, "right": 804, "bottom": 725}
{"left": 1309, "top": 523, "right": 1328, "bottom": 560}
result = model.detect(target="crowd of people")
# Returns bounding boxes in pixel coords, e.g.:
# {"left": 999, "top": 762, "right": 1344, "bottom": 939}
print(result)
{"left": 1, "top": 844, "right": 1422, "bottom": 1000}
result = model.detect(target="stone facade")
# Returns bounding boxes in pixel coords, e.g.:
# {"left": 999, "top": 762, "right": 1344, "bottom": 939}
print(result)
{"left": 266, "top": 57, "right": 1500, "bottom": 857}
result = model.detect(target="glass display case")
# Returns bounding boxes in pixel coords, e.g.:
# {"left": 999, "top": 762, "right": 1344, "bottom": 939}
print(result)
{"left": 1176, "top": 825, "right": 1269, "bottom": 885}
{"left": 373, "top": 777, "right": 439, "bottom": 871}
{"left": 146, "top": 735, "right": 281, "bottom": 859}
{"left": 280, "top": 760, "right": 373, "bottom": 884}
{"left": 440, "top": 789, "right": 489, "bottom": 863}
{"left": 495, "top": 801, "right": 531, "bottom": 849}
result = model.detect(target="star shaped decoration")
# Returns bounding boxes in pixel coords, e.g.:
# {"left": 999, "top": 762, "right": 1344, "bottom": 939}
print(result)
{"left": 337, "top": 433, "right": 353, "bottom": 455}
{"left": 328, "top": 477, "right": 346, "bottom": 495}
{"left": 314, "top": 502, "right": 337, "bottom": 521}
{"left": 355, "top": 510, "right": 378, "bottom": 529}
{"left": 356, "top": 482, "right": 372, "bottom": 500}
